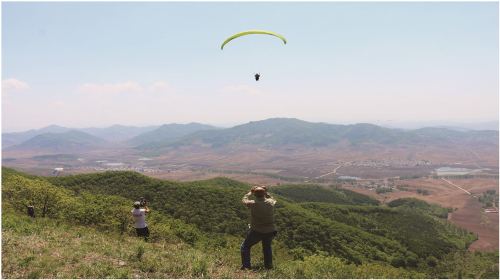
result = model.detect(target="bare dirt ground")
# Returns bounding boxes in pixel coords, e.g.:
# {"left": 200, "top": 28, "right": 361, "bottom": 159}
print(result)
{"left": 149, "top": 169, "right": 283, "bottom": 185}
{"left": 450, "top": 198, "right": 499, "bottom": 251}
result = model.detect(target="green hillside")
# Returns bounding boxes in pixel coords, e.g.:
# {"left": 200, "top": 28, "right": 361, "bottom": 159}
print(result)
{"left": 300, "top": 203, "right": 470, "bottom": 261}
{"left": 41, "top": 170, "right": 486, "bottom": 262}
{"left": 2, "top": 167, "right": 498, "bottom": 278}
{"left": 4, "top": 208, "right": 431, "bottom": 279}
{"left": 45, "top": 171, "right": 456, "bottom": 264}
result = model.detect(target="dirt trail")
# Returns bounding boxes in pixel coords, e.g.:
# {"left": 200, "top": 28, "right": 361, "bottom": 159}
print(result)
{"left": 441, "top": 178, "right": 471, "bottom": 195}
{"left": 315, "top": 164, "right": 344, "bottom": 179}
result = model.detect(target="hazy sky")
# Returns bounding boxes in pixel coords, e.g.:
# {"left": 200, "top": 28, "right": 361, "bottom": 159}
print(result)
{"left": 2, "top": 2, "right": 498, "bottom": 132}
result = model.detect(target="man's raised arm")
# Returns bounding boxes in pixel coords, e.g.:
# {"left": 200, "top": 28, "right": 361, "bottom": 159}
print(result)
{"left": 242, "top": 187, "right": 258, "bottom": 206}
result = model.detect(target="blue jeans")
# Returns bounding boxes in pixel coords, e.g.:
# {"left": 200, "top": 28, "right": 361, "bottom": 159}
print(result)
{"left": 241, "top": 230, "right": 277, "bottom": 269}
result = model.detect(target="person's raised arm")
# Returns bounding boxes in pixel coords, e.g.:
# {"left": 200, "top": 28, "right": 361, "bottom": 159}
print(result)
{"left": 143, "top": 201, "right": 151, "bottom": 214}
{"left": 263, "top": 186, "right": 276, "bottom": 206}
{"left": 242, "top": 187, "right": 257, "bottom": 206}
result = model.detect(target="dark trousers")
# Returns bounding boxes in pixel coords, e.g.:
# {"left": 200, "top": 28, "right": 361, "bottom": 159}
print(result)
{"left": 135, "top": 227, "right": 149, "bottom": 241}
{"left": 241, "top": 230, "right": 277, "bottom": 269}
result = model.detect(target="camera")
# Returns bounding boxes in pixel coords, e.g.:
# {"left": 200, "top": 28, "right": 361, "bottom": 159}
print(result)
{"left": 139, "top": 197, "right": 147, "bottom": 207}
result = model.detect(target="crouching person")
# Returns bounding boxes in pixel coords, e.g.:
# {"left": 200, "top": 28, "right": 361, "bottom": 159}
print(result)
{"left": 131, "top": 200, "right": 150, "bottom": 241}
{"left": 241, "top": 186, "right": 277, "bottom": 270}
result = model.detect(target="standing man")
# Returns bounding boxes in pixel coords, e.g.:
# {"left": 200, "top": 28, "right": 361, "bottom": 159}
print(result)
{"left": 241, "top": 185, "right": 277, "bottom": 270}
{"left": 131, "top": 200, "right": 150, "bottom": 241}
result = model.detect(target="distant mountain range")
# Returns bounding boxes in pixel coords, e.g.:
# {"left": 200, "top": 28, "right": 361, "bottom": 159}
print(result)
{"left": 80, "top": 125, "right": 160, "bottom": 142}
{"left": 128, "top": 123, "right": 218, "bottom": 147}
{"left": 157, "top": 118, "right": 499, "bottom": 150}
{"left": 2, "top": 123, "right": 219, "bottom": 152}
{"left": 2, "top": 125, "right": 71, "bottom": 148}
{"left": 2, "top": 118, "right": 498, "bottom": 153}
{"left": 2, "top": 125, "right": 160, "bottom": 148}
{"left": 380, "top": 120, "right": 499, "bottom": 131}
{"left": 165, "top": 118, "right": 398, "bottom": 148}
{"left": 5, "top": 130, "right": 107, "bottom": 153}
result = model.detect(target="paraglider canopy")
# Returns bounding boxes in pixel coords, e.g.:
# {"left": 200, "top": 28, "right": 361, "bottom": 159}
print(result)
{"left": 221, "top": 30, "right": 287, "bottom": 50}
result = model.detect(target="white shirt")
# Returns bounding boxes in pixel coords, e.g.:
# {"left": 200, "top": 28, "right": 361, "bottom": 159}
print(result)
{"left": 131, "top": 208, "right": 147, "bottom": 228}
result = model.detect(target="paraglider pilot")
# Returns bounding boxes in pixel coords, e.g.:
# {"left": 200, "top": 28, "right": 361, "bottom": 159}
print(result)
{"left": 254, "top": 73, "right": 260, "bottom": 81}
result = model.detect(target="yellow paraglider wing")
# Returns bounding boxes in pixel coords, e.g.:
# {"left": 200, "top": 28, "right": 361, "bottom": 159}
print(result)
{"left": 221, "top": 30, "right": 287, "bottom": 50}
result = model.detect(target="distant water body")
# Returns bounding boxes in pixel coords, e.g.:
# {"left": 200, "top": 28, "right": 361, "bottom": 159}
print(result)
{"left": 338, "top": 176, "right": 360, "bottom": 180}
{"left": 435, "top": 167, "right": 485, "bottom": 176}
{"left": 105, "top": 162, "right": 125, "bottom": 167}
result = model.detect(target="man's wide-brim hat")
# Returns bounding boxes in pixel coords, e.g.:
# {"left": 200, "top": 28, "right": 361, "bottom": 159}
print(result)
{"left": 253, "top": 186, "right": 266, "bottom": 194}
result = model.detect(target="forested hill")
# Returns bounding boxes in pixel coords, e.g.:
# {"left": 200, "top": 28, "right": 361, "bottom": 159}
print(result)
{"left": 2, "top": 167, "right": 498, "bottom": 278}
